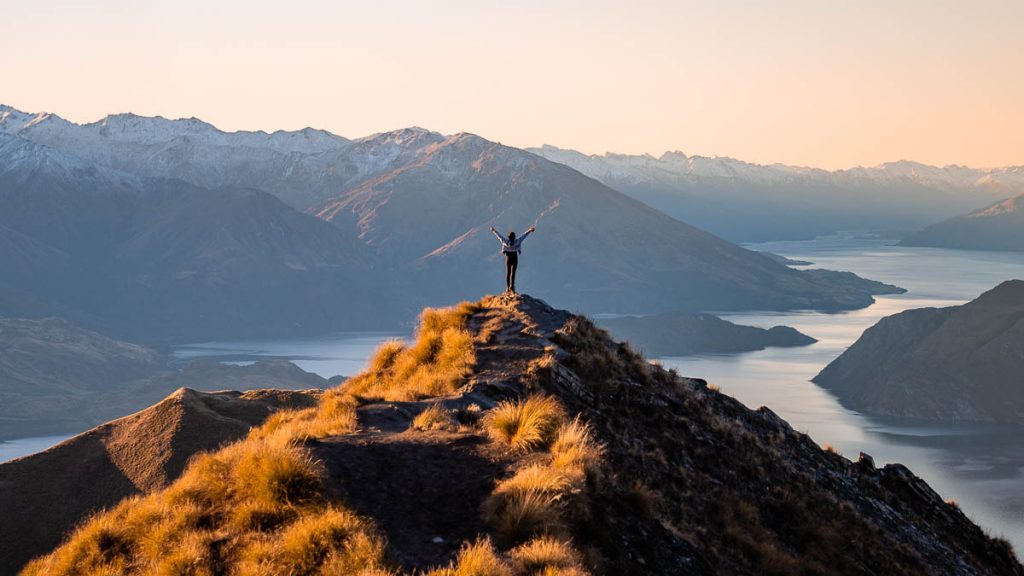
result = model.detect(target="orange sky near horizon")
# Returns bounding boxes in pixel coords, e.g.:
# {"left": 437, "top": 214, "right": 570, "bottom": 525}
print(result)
{"left": 1, "top": 0, "right": 1021, "bottom": 170}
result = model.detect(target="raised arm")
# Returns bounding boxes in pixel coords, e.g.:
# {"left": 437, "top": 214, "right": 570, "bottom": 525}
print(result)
{"left": 520, "top": 226, "right": 536, "bottom": 240}
{"left": 490, "top": 226, "right": 504, "bottom": 242}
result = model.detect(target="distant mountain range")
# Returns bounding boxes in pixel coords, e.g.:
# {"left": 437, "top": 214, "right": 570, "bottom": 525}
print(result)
{"left": 529, "top": 145, "right": 1024, "bottom": 242}
{"left": 0, "top": 105, "right": 903, "bottom": 342}
{"left": 814, "top": 280, "right": 1024, "bottom": 422}
{"left": 901, "top": 194, "right": 1024, "bottom": 252}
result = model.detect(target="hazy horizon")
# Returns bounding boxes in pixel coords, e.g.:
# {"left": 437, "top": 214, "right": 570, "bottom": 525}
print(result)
{"left": 2, "top": 0, "right": 1021, "bottom": 170}
{"left": 4, "top": 101, "right": 1022, "bottom": 173}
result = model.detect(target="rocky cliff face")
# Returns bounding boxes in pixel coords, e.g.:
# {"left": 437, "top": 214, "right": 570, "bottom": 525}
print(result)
{"left": 0, "top": 388, "right": 321, "bottom": 574}
{"left": 814, "top": 280, "right": 1024, "bottom": 422}
{"left": 17, "top": 295, "right": 1020, "bottom": 575}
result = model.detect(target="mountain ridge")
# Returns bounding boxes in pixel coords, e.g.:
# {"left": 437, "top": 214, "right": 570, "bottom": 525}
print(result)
{"left": 15, "top": 295, "right": 1022, "bottom": 575}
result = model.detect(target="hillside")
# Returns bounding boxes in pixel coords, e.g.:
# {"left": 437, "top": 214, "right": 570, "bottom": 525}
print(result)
{"left": 312, "top": 132, "right": 903, "bottom": 313}
{"left": 19, "top": 295, "right": 1020, "bottom": 575}
{"left": 814, "top": 280, "right": 1024, "bottom": 422}
{"left": 0, "top": 313, "right": 332, "bottom": 438}
{"left": 0, "top": 132, "right": 391, "bottom": 343}
{"left": 1, "top": 107, "right": 903, "bottom": 323}
{"left": 529, "top": 145, "right": 1023, "bottom": 242}
{"left": 600, "top": 312, "right": 816, "bottom": 357}
{"left": 901, "top": 194, "right": 1024, "bottom": 252}
{"left": 0, "top": 388, "right": 321, "bottom": 574}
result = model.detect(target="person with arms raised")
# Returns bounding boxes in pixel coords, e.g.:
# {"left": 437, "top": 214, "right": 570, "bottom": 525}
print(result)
{"left": 490, "top": 225, "right": 536, "bottom": 294}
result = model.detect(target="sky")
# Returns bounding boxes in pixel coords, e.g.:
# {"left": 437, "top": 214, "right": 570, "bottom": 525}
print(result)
{"left": 1, "top": 0, "right": 1021, "bottom": 170}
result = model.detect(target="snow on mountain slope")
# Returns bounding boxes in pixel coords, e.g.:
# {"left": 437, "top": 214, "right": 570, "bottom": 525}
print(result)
{"left": 529, "top": 144, "right": 1024, "bottom": 192}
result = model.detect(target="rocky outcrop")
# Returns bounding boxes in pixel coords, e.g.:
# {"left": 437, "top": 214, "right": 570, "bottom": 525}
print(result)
{"left": 814, "top": 280, "right": 1024, "bottom": 422}
{"left": 0, "top": 387, "right": 320, "bottom": 575}
{"left": 599, "top": 311, "right": 816, "bottom": 356}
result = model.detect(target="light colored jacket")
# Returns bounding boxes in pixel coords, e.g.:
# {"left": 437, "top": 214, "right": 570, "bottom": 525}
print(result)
{"left": 492, "top": 228, "right": 533, "bottom": 253}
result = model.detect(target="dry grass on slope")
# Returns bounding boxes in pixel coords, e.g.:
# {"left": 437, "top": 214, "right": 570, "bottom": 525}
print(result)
{"left": 22, "top": 436, "right": 389, "bottom": 576}
{"left": 23, "top": 302, "right": 483, "bottom": 576}
{"left": 345, "top": 303, "right": 480, "bottom": 402}
{"left": 483, "top": 395, "right": 566, "bottom": 452}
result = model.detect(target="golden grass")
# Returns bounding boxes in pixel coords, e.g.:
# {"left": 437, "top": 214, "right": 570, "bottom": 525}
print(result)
{"left": 486, "top": 489, "right": 565, "bottom": 547}
{"left": 483, "top": 395, "right": 566, "bottom": 452}
{"left": 426, "top": 538, "right": 513, "bottom": 576}
{"left": 250, "top": 390, "right": 357, "bottom": 442}
{"left": 345, "top": 303, "right": 479, "bottom": 402}
{"left": 411, "top": 403, "right": 455, "bottom": 432}
{"left": 509, "top": 536, "right": 585, "bottom": 574}
{"left": 493, "top": 465, "right": 571, "bottom": 498}
{"left": 23, "top": 437, "right": 387, "bottom": 576}
{"left": 237, "top": 507, "right": 387, "bottom": 575}
{"left": 549, "top": 418, "right": 603, "bottom": 478}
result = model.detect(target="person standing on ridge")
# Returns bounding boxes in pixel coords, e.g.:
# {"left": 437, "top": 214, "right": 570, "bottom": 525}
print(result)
{"left": 490, "top": 225, "right": 536, "bottom": 294}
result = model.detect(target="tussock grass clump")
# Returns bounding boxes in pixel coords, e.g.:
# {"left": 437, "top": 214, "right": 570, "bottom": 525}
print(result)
{"left": 549, "top": 418, "right": 603, "bottom": 478}
{"left": 237, "top": 507, "right": 386, "bottom": 575}
{"left": 486, "top": 488, "right": 565, "bottom": 547}
{"left": 250, "top": 390, "right": 358, "bottom": 442}
{"left": 484, "top": 395, "right": 566, "bottom": 451}
{"left": 23, "top": 437, "right": 388, "bottom": 575}
{"left": 493, "top": 465, "right": 571, "bottom": 498}
{"left": 346, "top": 303, "right": 479, "bottom": 402}
{"left": 231, "top": 439, "right": 324, "bottom": 507}
{"left": 411, "top": 403, "right": 455, "bottom": 431}
{"left": 426, "top": 538, "right": 513, "bottom": 576}
{"left": 510, "top": 536, "right": 586, "bottom": 575}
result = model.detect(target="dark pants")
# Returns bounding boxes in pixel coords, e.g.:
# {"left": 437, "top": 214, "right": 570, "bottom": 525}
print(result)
{"left": 505, "top": 252, "right": 518, "bottom": 291}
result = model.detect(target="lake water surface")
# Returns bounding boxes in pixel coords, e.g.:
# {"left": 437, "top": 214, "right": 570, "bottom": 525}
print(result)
{"left": 658, "top": 233, "right": 1024, "bottom": 550}
{"left": 4, "top": 233, "right": 1022, "bottom": 551}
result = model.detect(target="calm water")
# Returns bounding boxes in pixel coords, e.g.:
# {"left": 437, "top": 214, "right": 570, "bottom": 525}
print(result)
{"left": 0, "top": 434, "right": 73, "bottom": 463}
{"left": 658, "top": 232, "right": 1024, "bottom": 550}
{"left": 173, "top": 331, "right": 406, "bottom": 378}
{"left": 0, "top": 332, "right": 404, "bottom": 464}
{"left": 4, "top": 234, "right": 1022, "bottom": 551}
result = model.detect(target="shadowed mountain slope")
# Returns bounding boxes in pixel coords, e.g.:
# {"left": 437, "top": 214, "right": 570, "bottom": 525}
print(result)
{"left": 0, "top": 132, "right": 391, "bottom": 343}
{"left": 0, "top": 388, "right": 321, "bottom": 575}
{"left": 814, "top": 280, "right": 1024, "bottom": 422}
{"left": 530, "top": 145, "right": 1024, "bottom": 242}
{"left": 20, "top": 295, "right": 1020, "bottom": 575}
{"left": 313, "top": 133, "right": 903, "bottom": 313}
{"left": 2, "top": 108, "right": 903, "bottom": 322}
{"left": 901, "top": 194, "right": 1024, "bottom": 252}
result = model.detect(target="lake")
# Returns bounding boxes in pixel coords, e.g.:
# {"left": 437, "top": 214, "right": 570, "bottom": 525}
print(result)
{"left": 658, "top": 232, "right": 1024, "bottom": 550}
{"left": 3, "top": 232, "right": 1022, "bottom": 550}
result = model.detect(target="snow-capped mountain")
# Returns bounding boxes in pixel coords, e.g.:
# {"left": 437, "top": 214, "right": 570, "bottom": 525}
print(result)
{"left": 5, "top": 104, "right": 1019, "bottom": 242}
{"left": 528, "top": 145, "right": 1024, "bottom": 241}
{"left": 529, "top": 144, "right": 1024, "bottom": 193}
{"left": 0, "top": 107, "right": 903, "bottom": 335}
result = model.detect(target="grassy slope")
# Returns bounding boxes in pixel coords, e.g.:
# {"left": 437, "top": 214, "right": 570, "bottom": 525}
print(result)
{"left": 23, "top": 295, "right": 1022, "bottom": 576}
